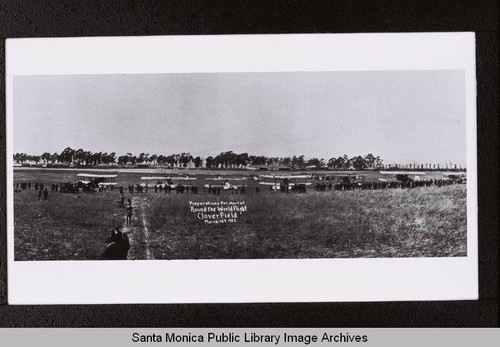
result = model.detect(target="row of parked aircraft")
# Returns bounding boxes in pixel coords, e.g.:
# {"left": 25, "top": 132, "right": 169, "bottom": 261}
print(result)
{"left": 74, "top": 170, "right": 466, "bottom": 193}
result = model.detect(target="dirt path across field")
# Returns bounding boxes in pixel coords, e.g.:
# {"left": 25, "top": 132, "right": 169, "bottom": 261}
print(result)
{"left": 124, "top": 195, "right": 153, "bottom": 260}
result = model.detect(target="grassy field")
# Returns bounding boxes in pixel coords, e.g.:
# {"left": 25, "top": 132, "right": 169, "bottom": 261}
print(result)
{"left": 13, "top": 168, "right": 467, "bottom": 260}
{"left": 14, "top": 190, "right": 123, "bottom": 260}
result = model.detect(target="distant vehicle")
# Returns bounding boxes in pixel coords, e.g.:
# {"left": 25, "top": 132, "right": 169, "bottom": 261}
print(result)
{"left": 258, "top": 174, "right": 312, "bottom": 191}
{"left": 59, "top": 182, "right": 79, "bottom": 193}
{"left": 442, "top": 172, "right": 467, "bottom": 183}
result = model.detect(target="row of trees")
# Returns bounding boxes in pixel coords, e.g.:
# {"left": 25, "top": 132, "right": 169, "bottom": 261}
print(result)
{"left": 204, "top": 152, "right": 385, "bottom": 170}
{"left": 14, "top": 149, "right": 117, "bottom": 167}
{"left": 14, "top": 148, "right": 381, "bottom": 170}
{"left": 116, "top": 152, "right": 203, "bottom": 168}
{"left": 13, "top": 149, "right": 202, "bottom": 168}
{"left": 13, "top": 147, "right": 464, "bottom": 171}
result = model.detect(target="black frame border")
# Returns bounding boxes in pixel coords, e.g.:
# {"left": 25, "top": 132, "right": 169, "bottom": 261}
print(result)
{"left": 0, "top": 0, "right": 497, "bottom": 327}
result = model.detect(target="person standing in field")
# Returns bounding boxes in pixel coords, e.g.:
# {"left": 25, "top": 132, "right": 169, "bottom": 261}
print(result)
{"left": 119, "top": 195, "right": 125, "bottom": 208}
{"left": 126, "top": 203, "right": 133, "bottom": 225}
{"left": 43, "top": 188, "right": 48, "bottom": 200}
{"left": 38, "top": 189, "right": 42, "bottom": 200}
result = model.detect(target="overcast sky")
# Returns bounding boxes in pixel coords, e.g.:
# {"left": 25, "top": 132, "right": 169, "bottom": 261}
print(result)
{"left": 13, "top": 70, "right": 466, "bottom": 165}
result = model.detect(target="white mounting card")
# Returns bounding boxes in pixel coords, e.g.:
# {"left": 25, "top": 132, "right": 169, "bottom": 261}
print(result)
{"left": 6, "top": 33, "right": 477, "bottom": 304}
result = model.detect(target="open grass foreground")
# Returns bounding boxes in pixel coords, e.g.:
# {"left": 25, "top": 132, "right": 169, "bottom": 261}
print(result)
{"left": 14, "top": 182, "right": 466, "bottom": 260}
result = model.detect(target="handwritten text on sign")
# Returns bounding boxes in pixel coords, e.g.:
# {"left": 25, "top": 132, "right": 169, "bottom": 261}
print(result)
{"left": 189, "top": 201, "right": 248, "bottom": 224}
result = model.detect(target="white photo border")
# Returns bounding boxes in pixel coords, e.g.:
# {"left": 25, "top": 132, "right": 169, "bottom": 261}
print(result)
{"left": 6, "top": 33, "right": 477, "bottom": 304}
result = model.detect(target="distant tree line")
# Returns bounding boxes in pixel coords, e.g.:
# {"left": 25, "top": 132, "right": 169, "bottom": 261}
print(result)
{"left": 13, "top": 147, "right": 464, "bottom": 171}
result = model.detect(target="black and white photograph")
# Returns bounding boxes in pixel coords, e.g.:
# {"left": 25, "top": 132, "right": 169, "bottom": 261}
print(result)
{"left": 12, "top": 70, "right": 468, "bottom": 261}
{"left": 6, "top": 34, "right": 478, "bottom": 304}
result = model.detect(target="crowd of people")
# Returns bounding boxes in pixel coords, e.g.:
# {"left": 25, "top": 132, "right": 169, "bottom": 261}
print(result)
{"left": 325, "top": 177, "right": 464, "bottom": 191}
{"left": 14, "top": 175, "right": 464, "bottom": 202}
{"left": 14, "top": 181, "right": 49, "bottom": 200}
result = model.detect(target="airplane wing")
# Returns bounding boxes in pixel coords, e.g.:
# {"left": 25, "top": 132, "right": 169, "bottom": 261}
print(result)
{"left": 289, "top": 182, "right": 312, "bottom": 186}
{"left": 141, "top": 176, "right": 168, "bottom": 180}
{"left": 380, "top": 171, "right": 426, "bottom": 175}
{"left": 259, "top": 174, "right": 311, "bottom": 179}
{"left": 204, "top": 184, "right": 224, "bottom": 188}
{"left": 76, "top": 173, "right": 117, "bottom": 178}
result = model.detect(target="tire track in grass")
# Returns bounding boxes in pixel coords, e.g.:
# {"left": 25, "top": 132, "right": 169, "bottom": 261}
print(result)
{"left": 140, "top": 197, "right": 153, "bottom": 260}
{"left": 125, "top": 196, "right": 153, "bottom": 260}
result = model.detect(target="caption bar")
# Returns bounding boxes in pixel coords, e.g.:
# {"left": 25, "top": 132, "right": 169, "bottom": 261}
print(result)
{"left": 1, "top": 328, "right": 499, "bottom": 347}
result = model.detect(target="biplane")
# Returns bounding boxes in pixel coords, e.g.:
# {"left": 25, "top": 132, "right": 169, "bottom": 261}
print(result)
{"left": 204, "top": 176, "right": 248, "bottom": 191}
{"left": 76, "top": 173, "right": 117, "bottom": 187}
{"left": 258, "top": 174, "right": 312, "bottom": 192}
{"left": 140, "top": 176, "right": 197, "bottom": 189}
{"left": 379, "top": 171, "right": 426, "bottom": 182}
{"left": 70, "top": 173, "right": 118, "bottom": 192}
{"left": 327, "top": 174, "right": 361, "bottom": 184}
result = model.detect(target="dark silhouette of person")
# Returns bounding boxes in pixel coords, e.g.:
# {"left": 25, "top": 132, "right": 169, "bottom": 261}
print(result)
{"left": 42, "top": 189, "right": 48, "bottom": 200}
{"left": 102, "top": 227, "right": 130, "bottom": 260}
